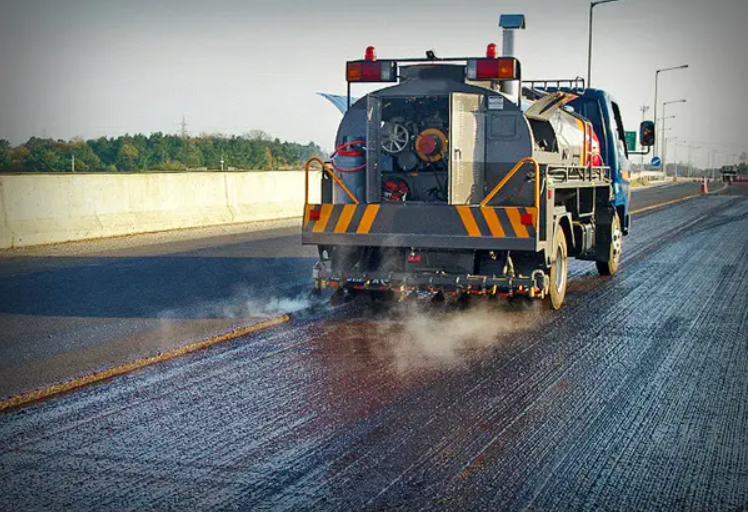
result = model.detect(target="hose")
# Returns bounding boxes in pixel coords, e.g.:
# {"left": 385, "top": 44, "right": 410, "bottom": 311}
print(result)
{"left": 331, "top": 140, "right": 367, "bottom": 173}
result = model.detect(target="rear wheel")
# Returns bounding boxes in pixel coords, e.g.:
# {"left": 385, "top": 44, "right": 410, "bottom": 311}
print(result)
{"left": 548, "top": 225, "right": 568, "bottom": 310}
{"left": 596, "top": 213, "right": 622, "bottom": 276}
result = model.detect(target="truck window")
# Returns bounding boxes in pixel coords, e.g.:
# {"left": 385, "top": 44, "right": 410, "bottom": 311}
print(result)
{"left": 611, "top": 102, "right": 629, "bottom": 159}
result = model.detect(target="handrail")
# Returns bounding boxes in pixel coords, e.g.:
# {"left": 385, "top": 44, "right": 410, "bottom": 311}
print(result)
{"left": 480, "top": 157, "right": 540, "bottom": 208}
{"left": 305, "top": 157, "right": 359, "bottom": 205}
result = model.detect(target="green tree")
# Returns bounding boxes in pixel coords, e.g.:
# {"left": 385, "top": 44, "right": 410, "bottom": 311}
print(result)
{"left": 0, "top": 139, "right": 11, "bottom": 170}
{"left": 116, "top": 143, "right": 139, "bottom": 171}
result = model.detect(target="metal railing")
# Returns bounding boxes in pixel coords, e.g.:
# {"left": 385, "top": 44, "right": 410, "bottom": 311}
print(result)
{"left": 480, "top": 157, "right": 540, "bottom": 209}
{"left": 304, "top": 157, "right": 359, "bottom": 206}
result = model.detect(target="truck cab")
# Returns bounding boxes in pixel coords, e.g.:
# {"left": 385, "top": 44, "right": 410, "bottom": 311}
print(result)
{"left": 565, "top": 90, "right": 632, "bottom": 233}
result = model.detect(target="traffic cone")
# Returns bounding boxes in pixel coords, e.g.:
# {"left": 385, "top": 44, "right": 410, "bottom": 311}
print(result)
{"left": 700, "top": 177, "right": 708, "bottom": 194}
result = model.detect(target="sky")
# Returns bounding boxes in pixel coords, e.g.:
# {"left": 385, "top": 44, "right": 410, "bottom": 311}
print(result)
{"left": 0, "top": 0, "right": 746, "bottom": 168}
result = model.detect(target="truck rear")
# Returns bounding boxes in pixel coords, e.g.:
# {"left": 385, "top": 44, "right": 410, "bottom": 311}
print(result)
{"left": 303, "top": 21, "right": 651, "bottom": 309}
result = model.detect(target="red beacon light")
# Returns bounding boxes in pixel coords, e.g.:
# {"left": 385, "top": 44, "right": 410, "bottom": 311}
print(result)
{"left": 486, "top": 43, "right": 497, "bottom": 59}
{"left": 347, "top": 46, "right": 397, "bottom": 83}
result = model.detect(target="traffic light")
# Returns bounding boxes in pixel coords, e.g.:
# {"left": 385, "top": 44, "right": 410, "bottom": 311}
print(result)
{"left": 639, "top": 120, "right": 655, "bottom": 147}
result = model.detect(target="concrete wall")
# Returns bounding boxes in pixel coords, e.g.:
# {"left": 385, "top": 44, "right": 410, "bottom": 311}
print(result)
{"left": 0, "top": 171, "right": 321, "bottom": 249}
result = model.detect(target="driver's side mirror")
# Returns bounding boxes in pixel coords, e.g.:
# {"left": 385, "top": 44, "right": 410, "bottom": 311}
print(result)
{"left": 640, "top": 120, "right": 655, "bottom": 147}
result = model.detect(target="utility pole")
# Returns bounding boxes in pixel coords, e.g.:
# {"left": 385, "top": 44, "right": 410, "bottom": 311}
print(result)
{"left": 180, "top": 115, "right": 188, "bottom": 139}
{"left": 220, "top": 154, "right": 225, "bottom": 171}
{"left": 71, "top": 154, "right": 75, "bottom": 173}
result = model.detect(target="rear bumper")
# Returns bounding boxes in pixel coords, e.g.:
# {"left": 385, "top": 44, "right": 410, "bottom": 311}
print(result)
{"left": 302, "top": 202, "right": 539, "bottom": 251}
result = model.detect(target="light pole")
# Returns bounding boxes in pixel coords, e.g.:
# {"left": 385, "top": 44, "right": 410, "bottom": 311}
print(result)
{"left": 709, "top": 150, "right": 718, "bottom": 180}
{"left": 587, "top": 0, "right": 625, "bottom": 87}
{"left": 661, "top": 122, "right": 676, "bottom": 175}
{"left": 687, "top": 145, "right": 700, "bottom": 178}
{"left": 675, "top": 142, "right": 690, "bottom": 180}
{"left": 665, "top": 137, "right": 678, "bottom": 177}
{"left": 653, "top": 64, "right": 689, "bottom": 158}
{"left": 661, "top": 100, "right": 685, "bottom": 174}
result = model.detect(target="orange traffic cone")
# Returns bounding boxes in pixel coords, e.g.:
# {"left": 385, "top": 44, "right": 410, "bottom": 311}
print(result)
{"left": 700, "top": 177, "right": 708, "bottom": 194}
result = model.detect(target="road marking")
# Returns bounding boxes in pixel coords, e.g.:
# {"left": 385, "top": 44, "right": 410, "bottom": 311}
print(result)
{"left": 0, "top": 315, "right": 290, "bottom": 413}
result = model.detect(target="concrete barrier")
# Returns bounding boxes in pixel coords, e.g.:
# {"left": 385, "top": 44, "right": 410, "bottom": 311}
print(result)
{"left": 0, "top": 170, "right": 322, "bottom": 249}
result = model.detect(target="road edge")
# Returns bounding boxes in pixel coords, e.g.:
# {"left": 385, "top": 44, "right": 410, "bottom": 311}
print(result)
{"left": 0, "top": 314, "right": 290, "bottom": 413}
{"left": 630, "top": 183, "right": 727, "bottom": 215}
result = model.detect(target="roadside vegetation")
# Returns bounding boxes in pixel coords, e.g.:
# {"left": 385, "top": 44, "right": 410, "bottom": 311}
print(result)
{"left": 0, "top": 131, "right": 324, "bottom": 172}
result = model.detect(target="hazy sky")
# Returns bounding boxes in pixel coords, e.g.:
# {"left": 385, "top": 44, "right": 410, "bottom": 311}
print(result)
{"left": 0, "top": 0, "right": 746, "bottom": 167}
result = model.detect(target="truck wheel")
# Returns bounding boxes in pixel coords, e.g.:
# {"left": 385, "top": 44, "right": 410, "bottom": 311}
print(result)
{"left": 596, "top": 213, "right": 622, "bottom": 276}
{"left": 548, "top": 225, "right": 568, "bottom": 310}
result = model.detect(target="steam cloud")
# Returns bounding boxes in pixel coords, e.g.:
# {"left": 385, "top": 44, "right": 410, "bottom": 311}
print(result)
{"left": 372, "top": 301, "right": 543, "bottom": 373}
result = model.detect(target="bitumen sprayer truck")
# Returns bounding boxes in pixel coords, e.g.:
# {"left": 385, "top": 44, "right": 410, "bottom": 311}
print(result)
{"left": 302, "top": 14, "right": 655, "bottom": 310}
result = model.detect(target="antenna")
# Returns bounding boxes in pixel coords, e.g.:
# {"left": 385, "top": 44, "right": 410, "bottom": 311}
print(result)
{"left": 180, "top": 115, "right": 188, "bottom": 139}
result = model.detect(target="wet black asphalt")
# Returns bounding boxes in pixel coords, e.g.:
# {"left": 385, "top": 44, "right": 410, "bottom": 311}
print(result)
{"left": 2, "top": 181, "right": 747, "bottom": 510}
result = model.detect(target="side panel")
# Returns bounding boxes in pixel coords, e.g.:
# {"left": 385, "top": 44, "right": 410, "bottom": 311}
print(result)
{"left": 449, "top": 93, "right": 485, "bottom": 205}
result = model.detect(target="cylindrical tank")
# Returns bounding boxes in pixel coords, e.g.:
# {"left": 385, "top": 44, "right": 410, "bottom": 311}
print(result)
{"left": 331, "top": 136, "right": 366, "bottom": 204}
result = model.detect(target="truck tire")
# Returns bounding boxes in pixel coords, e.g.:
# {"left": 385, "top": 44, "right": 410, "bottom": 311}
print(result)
{"left": 548, "top": 224, "right": 568, "bottom": 310}
{"left": 596, "top": 213, "right": 622, "bottom": 276}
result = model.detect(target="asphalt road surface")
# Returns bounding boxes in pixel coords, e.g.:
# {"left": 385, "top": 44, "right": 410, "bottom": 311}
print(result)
{"left": 0, "top": 182, "right": 701, "bottom": 398}
{"left": 2, "top": 181, "right": 747, "bottom": 511}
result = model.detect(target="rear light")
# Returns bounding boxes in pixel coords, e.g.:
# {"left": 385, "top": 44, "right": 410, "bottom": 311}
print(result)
{"left": 309, "top": 209, "right": 321, "bottom": 221}
{"left": 520, "top": 213, "right": 534, "bottom": 226}
{"left": 346, "top": 60, "right": 397, "bottom": 82}
{"left": 407, "top": 253, "right": 422, "bottom": 263}
{"left": 466, "top": 57, "right": 519, "bottom": 81}
{"left": 365, "top": 46, "right": 377, "bottom": 61}
{"left": 486, "top": 43, "right": 497, "bottom": 58}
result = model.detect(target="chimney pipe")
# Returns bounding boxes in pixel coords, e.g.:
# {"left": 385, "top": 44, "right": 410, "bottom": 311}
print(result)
{"left": 498, "top": 14, "right": 526, "bottom": 105}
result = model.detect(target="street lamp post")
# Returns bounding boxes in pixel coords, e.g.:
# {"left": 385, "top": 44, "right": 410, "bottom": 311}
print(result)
{"left": 653, "top": 64, "right": 689, "bottom": 158}
{"left": 587, "top": 0, "right": 625, "bottom": 87}
{"left": 661, "top": 117, "right": 676, "bottom": 175}
{"left": 675, "top": 142, "right": 690, "bottom": 180}
{"left": 661, "top": 99, "right": 686, "bottom": 174}
{"left": 660, "top": 114, "right": 676, "bottom": 167}
{"left": 687, "top": 145, "right": 700, "bottom": 178}
{"left": 710, "top": 150, "right": 718, "bottom": 180}
{"left": 665, "top": 137, "right": 678, "bottom": 177}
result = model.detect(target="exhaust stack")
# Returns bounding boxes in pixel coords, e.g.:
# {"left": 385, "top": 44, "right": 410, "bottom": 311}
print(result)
{"left": 499, "top": 14, "right": 526, "bottom": 105}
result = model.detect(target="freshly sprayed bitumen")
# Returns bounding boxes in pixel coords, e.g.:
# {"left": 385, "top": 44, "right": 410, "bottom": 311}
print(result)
{"left": 1, "top": 183, "right": 747, "bottom": 510}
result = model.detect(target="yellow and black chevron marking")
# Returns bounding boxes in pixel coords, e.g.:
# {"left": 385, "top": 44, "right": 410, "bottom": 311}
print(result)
{"left": 304, "top": 204, "right": 537, "bottom": 239}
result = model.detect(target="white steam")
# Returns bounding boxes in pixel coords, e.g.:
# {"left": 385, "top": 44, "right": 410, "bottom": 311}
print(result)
{"left": 372, "top": 302, "right": 542, "bottom": 372}
{"left": 211, "top": 292, "right": 311, "bottom": 319}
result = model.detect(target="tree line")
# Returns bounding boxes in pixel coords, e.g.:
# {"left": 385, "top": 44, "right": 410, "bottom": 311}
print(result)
{"left": 0, "top": 131, "right": 325, "bottom": 172}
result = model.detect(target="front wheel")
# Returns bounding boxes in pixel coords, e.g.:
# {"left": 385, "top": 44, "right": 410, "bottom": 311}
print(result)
{"left": 548, "top": 225, "right": 568, "bottom": 310}
{"left": 596, "top": 213, "right": 622, "bottom": 276}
